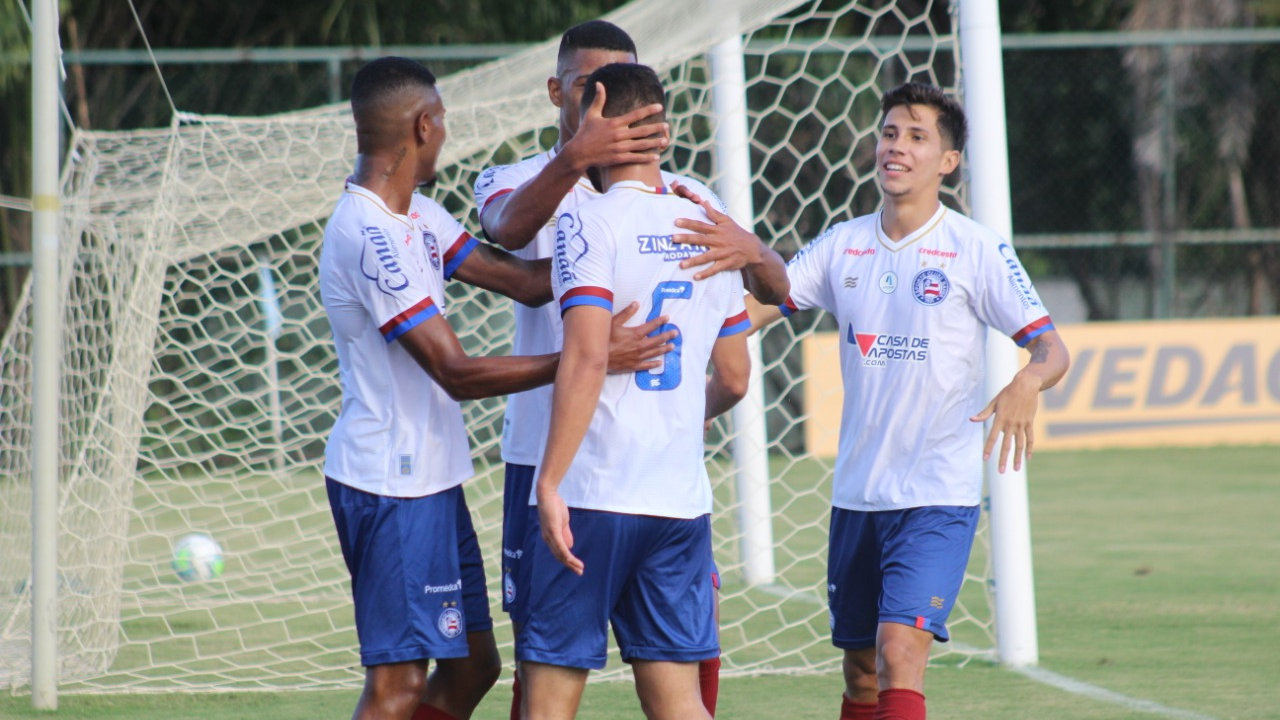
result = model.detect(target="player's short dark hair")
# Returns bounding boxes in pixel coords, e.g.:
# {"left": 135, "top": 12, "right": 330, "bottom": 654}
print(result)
{"left": 580, "top": 63, "right": 665, "bottom": 124}
{"left": 557, "top": 20, "right": 638, "bottom": 71}
{"left": 350, "top": 57, "right": 437, "bottom": 116}
{"left": 881, "top": 82, "right": 968, "bottom": 153}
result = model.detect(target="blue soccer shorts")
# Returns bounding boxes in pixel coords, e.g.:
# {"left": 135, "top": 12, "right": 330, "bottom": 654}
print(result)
{"left": 326, "top": 478, "right": 493, "bottom": 666}
{"left": 517, "top": 509, "right": 719, "bottom": 670}
{"left": 501, "top": 463, "right": 536, "bottom": 622}
{"left": 827, "top": 504, "right": 980, "bottom": 649}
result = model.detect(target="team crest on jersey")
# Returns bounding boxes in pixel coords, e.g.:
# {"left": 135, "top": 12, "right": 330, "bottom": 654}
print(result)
{"left": 422, "top": 231, "right": 441, "bottom": 271}
{"left": 504, "top": 572, "right": 516, "bottom": 605}
{"left": 437, "top": 607, "right": 463, "bottom": 639}
{"left": 912, "top": 268, "right": 950, "bottom": 305}
{"left": 360, "top": 226, "right": 410, "bottom": 295}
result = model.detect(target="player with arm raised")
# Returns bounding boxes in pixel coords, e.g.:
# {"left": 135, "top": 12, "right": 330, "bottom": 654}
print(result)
{"left": 674, "top": 82, "right": 1070, "bottom": 720}
{"left": 518, "top": 63, "right": 751, "bottom": 720}
{"left": 472, "top": 20, "right": 786, "bottom": 718}
{"left": 319, "top": 57, "right": 672, "bottom": 720}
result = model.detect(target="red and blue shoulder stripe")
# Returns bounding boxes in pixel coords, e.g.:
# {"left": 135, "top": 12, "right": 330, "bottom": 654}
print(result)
{"left": 559, "top": 286, "right": 614, "bottom": 315}
{"left": 442, "top": 232, "right": 479, "bottom": 280}
{"left": 379, "top": 296, "right": 440, "bottom": 342}
{"left": 719, "top": 309, "right": 750, "bottom": 337}
{"left": 1012, "top": 315, "right": 1055, "bottom": 347}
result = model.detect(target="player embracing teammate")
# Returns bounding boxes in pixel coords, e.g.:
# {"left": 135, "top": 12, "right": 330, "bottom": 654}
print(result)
{"left": 473, "top": 20, "right": 787, "bottom": 720}
{"left": 518, "top": 62, "right": 754, "bottom": 720}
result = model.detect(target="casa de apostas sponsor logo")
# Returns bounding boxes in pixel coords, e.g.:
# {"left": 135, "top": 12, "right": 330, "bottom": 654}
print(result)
{"left": 848, "top": 324, "right": 930, "bottom": 367}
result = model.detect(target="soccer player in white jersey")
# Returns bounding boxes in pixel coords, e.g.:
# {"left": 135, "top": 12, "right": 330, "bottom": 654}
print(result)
{"left": 321, "top": 57, "right": 675, "bottom": 720}
{"left": 473, "top": 20, "right": 788, "bottom": 718}
{"left": 673, "top": 83, "right": 1070, "bottom": 720}
{"left": 517, "top": 63, "right": 752, "bottom": 720}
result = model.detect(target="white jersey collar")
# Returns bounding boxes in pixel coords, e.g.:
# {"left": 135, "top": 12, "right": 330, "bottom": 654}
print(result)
{"left": 875, "top": 203, "right": 947, "bottom": 252}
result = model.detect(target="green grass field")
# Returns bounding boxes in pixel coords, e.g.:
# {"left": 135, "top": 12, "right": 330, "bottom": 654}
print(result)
{"left": 3, "top": 445, "right": 1277, "bottom": 719}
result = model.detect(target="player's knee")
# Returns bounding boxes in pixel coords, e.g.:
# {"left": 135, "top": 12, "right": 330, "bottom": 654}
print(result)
{"left": 477, "top": 652, "right": 503, "bottom": 691}
{"left": 367, "top": 665, "right": 427, "bottom": 711}
{"left": 876, "top": 636, "right": 929, "bottom": 678}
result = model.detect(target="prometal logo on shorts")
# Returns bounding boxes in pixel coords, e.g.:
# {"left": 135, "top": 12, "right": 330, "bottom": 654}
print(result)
{"left": 423, "top": 579, "right": 462, "bottom": 594}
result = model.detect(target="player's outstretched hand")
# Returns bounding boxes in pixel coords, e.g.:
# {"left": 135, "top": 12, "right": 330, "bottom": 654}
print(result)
{"left": 563, "top": 82, "right": 668, "bottom": 172}
{"left": 606, "top": 300, "right": 676, "bottom": 373}
{"left": 536, "top": 485, "right": 584, "bottom": 575}
{"left": 970, "top": 372, "right": 1043, "bottom": 473}
{"left": 671, "top": 183, "right": 767, "bottom": 280}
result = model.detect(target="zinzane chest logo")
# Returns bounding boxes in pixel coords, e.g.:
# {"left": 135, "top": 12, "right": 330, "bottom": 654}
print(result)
{"left": 360, "top": 226, "right": 410, "bottom": 294}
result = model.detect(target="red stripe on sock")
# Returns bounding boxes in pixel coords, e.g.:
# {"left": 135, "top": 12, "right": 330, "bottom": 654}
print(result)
{"left": 412, "top": 703, "right": 459, "bottom": 720}
{"left": 509, "top": 671, "right": 522, "bottom": 720}
{"left": 840, "top": 693, "right": 877, "bottom": 720}
{"left": 699, "top": 656, "right": 721, "bottom": 717}
{"left": 874, "top": 688, "right": 925, "bottom": 720}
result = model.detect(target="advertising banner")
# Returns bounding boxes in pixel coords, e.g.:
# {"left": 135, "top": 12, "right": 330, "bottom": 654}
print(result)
{"left": 801, "top": 318, "right": 1280, "bottom": 454}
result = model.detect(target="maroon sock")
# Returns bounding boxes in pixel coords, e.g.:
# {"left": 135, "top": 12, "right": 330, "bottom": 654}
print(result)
{"left": 509, "top": 671, "right": 522, "bottom": 720}
{"left": 411, "top": 704, "right": 459, "bottom": 720}
{"left": 873, "top": 689, "right": 925, "bottom": 720}
{"left": 698, "top": 656, "right": 721, "bottom": 717}
{"left": 840, "top": 693, "right": 877, "bottom": 720}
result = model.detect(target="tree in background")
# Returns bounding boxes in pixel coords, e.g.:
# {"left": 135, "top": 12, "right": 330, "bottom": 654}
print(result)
{"left": 1122, "top": 0, "right": 1268, "bottom": 315}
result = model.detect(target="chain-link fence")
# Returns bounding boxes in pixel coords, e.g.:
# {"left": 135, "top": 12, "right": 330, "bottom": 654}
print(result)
{"left": 1003, "top": 31, "right": 1280, "bottom": 322}
{"left": 3, "top": 29, "right": 1279, "bottom": 328}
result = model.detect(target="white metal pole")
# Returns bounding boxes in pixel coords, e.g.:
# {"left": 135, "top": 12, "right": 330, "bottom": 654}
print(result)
{"left": 257, "top": 258, "right": 284, "bottom": 472}
{"left": 710, "top": 32, "right": 776, "bottom": 586}
{"left": 959, "top": 0, "right": 1039, "bottom": 667}
{"left": 31, "top": 0, "right": 62, "bottom": 707}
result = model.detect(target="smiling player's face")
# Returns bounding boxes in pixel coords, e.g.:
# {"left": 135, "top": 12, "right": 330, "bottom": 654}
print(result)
{"left": 551, "top": 48, "right": 636, "bottom": 140}
{"left": 876, "top": 103, "right": 959, "bottom": 201}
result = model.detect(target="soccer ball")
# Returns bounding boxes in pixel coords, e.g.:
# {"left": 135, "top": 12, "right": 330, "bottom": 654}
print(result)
{"left": 171, "top": 533, "right": 225, "bottom": 582}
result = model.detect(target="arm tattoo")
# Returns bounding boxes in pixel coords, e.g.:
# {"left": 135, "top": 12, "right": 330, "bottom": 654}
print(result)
{"left": 1028, "top": 338, "right": 1050, "bottom": 364}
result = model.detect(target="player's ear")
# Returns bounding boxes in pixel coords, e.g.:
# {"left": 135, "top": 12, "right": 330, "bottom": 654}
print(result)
{"left": 415, "top": 110, "right": 433, "bottom": 145}
{"left": 548, "top": 76, "right": 563, "bottom": 108}
{"left": 940, "top": 148, "right": 961, "bottom": 176}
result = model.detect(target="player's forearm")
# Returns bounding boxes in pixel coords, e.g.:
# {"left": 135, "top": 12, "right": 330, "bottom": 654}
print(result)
{"left": 482, "top": 155, "right": 584, "bottom": 251}
{"left": 438, "top": 353, "right": 560, "bottom": 401}
{"left": 742, "top": 247, "right": 791, "bottom": 306}
{"left": 745, "top": 293, "right": 785, "bottom": 335}
{"left": 705, "top": 374, "right": 748, "bottom": 420}
{"left": 537, "top": 340, "right": 607, "bottom": 491}
{"left": 1017, "top": 331, "right": 1070, "bottom": 392}
{"left": 453, "top": 244, "right": 552, "bottom": 306}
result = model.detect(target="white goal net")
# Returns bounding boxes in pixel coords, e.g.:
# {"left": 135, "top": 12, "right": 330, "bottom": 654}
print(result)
{"left": 0, "top": 0, "right": 993, "bottom": 693}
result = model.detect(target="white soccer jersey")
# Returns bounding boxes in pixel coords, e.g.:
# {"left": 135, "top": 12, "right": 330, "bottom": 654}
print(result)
{"left": 320, "top": 182, "right": 481, "bottom": 497}
{"left": 547, "top": 180, "right": 748, "bottom": 519}
{"left": 474, "top": 150, "right": 723, "bottom": 468}
{"left": 782, "top": 204, "right": 1055, "bottom": 511}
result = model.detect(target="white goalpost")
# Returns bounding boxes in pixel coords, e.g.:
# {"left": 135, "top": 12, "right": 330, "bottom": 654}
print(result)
{"left": 5, "top": 0, "right": 1035, "bottom": 697}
